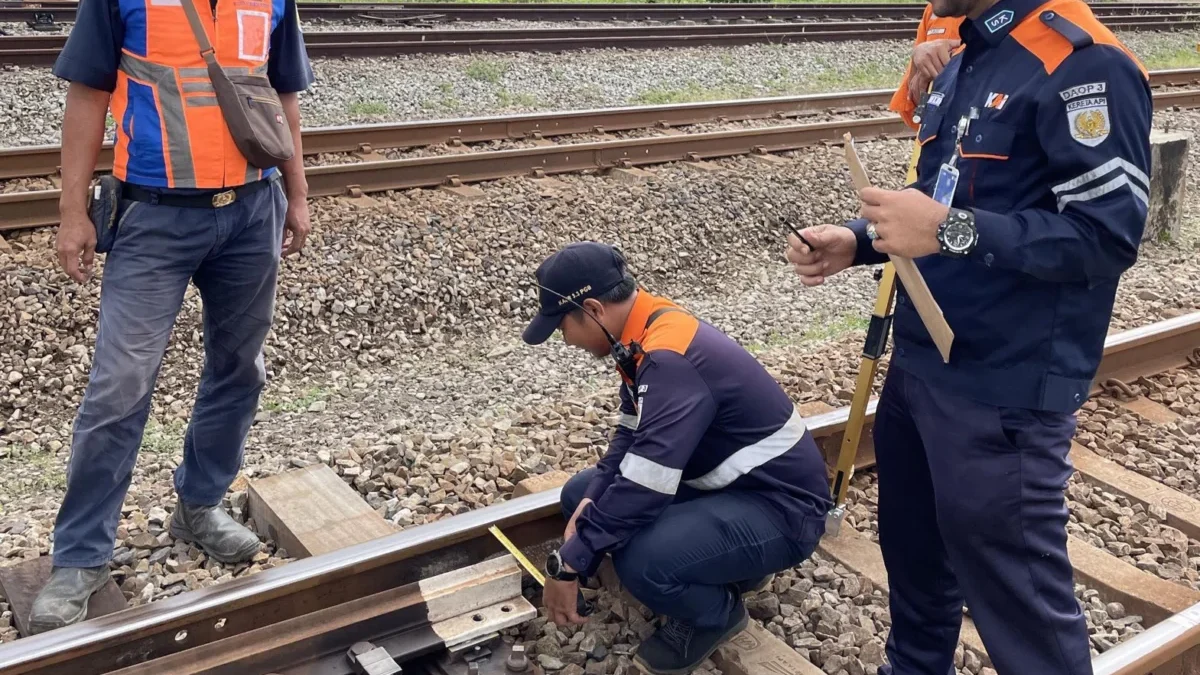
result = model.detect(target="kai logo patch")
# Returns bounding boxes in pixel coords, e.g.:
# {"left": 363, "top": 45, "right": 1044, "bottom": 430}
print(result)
{"left": 984, "top": 9, "right": 1014, "bottom": 32}
{"left": 928, "top": 27, "right": 947, "bottom": 35}
{"left": 927, "top": 92, "right": 945, "bottom": 107}
{"left": 1067, "top": 97, "right": 1110, "bottom": 147}
{"left": 984, "top": 92, "right": 1008, "bottom": 110}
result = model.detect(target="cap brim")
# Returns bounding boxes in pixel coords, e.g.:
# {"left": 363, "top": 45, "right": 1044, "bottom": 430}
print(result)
{"left": 522, "top": 312, "right": 564, "bottom": 345}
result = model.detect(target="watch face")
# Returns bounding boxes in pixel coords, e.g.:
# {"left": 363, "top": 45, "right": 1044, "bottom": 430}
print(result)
{"left": 546, "top": 553, "right": 561, "bottom": 577}
{"left": 943, "top": 217, "right": 976, "bottom": 253}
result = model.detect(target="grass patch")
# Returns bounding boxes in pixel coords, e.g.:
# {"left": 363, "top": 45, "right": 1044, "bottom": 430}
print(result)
{"left": 744, "top": 313, "right": 871, "bottom": 354}
{"left": 806, "top": 61, "right": 906, "bottom": 93}
{"left": 0, "top": 444, "right": 67, "bottom": 507}
{"left": 262, "top": 386, "right": 330, "bottom": 413}
{"left": 1141, "top": 46, "right": 1200, "bottom": 71}
{"left": 465, "top": 58, "right": 509, "bottom": 83}
{"left": 348, "top": 101, "right": 389, "bottom": 116}
{"left": 497, "top": 90, "right": 539, "bottom": 107}
{"left": 141, "top": 418, "right": 187, "bottom": 456}
{"left": 633, "top": 81, "right": 772, "bottom": 105}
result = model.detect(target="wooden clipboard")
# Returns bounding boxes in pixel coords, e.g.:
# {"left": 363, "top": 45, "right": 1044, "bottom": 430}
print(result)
{"left": 842, "top": 132, "right": 954, "bottom": 363}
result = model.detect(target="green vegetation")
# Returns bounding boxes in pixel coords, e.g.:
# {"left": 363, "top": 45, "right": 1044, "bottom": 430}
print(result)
{"left": 497, "top": 90, "right": 539, "bottom": 107}
{"left": 348, "top": 101, "right": 389, "bottom": 116}
{"left": 0, "top": 444, "right": 67, "bottom": 507}
{"left": 465, "top": 58, "right": 509, "bottom": 84}
{"left": 807, "top": 61, "right": 906, "bottom": 92}
{"left": 745, "top": 313, "right": 870, "bottom": 354}
{"left": 140, "top": 418, "right": 187, "bottom": 456}
{"left": 1140, "top": 46, "right": 1200, "bottom": 71}
{"left": 261, "top": 385, "right": 331, "bottom": 413}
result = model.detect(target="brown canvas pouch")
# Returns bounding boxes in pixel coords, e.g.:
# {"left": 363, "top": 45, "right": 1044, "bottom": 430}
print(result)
{"left": 180, "top": 0, "right": 295, "bottom": 170}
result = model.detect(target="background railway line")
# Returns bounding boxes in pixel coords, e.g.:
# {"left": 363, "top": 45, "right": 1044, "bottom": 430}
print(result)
{"left": 2, "top": 68, "right": 1199, "bottom": 231}
{"left": 3, "top": 12, "right": 1197, "bottom": 61}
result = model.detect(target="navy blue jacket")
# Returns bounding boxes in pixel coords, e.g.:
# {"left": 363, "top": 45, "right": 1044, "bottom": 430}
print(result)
{"left": 558, "top": 292, "right": 833, "bottom": 576}
{"left": 847, "top": 0, "right": 1152, "bottom": 413}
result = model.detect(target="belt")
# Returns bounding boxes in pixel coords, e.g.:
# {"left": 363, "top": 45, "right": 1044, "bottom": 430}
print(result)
{"left": 121, "top": 173, "right": 278, "bottom": 209}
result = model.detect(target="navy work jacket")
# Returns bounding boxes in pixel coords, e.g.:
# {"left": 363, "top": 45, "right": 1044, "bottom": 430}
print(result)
{"left": 848, "top": 0, "right": 1153, "bottom": 413}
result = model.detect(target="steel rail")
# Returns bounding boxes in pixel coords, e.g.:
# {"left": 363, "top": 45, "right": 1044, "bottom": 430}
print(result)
{"left": 3, "top": 18, "right": 1194, "bottom": 66}
{"left": 1093, "top": 602, "right": 1200, "bottom": 675}
{"left": 1, "top": 69, "right": 1196, "bottom": 183}
{"left": 0, "top": 311, "right": 1195, "bottom": 673}
{"left": 0, "top": 87, "right": 900, "bottom": 180}
{"left": 2, "top": 3, "right": 1197, "bottom": 23}
{"left": 5, "top": 86, "right": 1200, "bottom": 232}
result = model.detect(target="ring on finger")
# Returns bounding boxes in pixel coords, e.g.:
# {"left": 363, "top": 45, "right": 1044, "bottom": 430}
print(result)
{"left": 866, "top": 224, "right": 879, "bottom": 240}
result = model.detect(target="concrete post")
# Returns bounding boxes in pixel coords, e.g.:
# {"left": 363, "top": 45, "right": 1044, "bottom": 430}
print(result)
{"left": 1146, "top": 129, "right": 1190, "bottom": 243}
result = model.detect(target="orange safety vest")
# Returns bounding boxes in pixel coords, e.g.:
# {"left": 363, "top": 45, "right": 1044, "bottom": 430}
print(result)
{"left": 889, "top": 4, "right": 964, "bottom": 131}
{"left": 111, "top": 0, "right": 285, "bottom": 189}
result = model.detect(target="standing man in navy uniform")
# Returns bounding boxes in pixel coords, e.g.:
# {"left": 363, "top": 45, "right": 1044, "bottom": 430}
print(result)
{"left": 784, "top": 0, "right": 1151, "bottom": 670}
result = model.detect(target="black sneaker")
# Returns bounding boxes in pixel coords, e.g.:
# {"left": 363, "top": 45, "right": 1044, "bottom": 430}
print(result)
{"left": 633, "top": 593, "right": 750, "bottom": 675}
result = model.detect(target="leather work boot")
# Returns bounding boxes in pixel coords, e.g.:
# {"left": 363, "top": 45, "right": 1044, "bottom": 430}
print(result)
{"left": 27, "top": 565, "right": 111, "bottom": 635}
{"left": 634, "top": 593, "right": 750, "bottom": 675}
{"left": 169, "top": 501, "right": 261, "bottom": 564}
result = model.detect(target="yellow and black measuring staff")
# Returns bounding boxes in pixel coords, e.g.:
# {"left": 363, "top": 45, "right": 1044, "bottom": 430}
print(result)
{"left": 488, "top": 525, "right": 594, "bottom": 616}
{"left": 823, "top": 93, "right": 927, "bottom": 534}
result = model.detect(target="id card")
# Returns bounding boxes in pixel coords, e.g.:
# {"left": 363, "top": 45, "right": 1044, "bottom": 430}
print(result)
{"left": 932, "top": 163, "right": 960, "bottom": 207}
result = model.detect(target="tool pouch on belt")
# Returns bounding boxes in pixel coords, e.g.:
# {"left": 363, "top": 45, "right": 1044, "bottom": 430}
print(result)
{"left": 87, "top": 174, "right": 123, "bottom": 254}
{"left": 180, "top": 0, "right": 295, "bottom": 170}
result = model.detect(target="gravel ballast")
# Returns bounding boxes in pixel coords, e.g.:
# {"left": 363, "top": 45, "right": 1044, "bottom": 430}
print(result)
{"left": 3, "top": 30, "right": 1200, "bottom": 668}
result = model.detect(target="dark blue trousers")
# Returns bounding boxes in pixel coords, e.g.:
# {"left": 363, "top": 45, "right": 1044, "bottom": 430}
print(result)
{"left": 561, "top": 468, "right": 822, "bottom": 628}
{"left": 875, "top": 366, "right": 1093, "bottom": 675}
{"left": 52, "top": 180, "right": 286, "bottom": 567}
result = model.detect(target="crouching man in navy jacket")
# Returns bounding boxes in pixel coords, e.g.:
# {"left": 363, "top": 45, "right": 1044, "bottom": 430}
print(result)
{"left": 521, "top": 242, "right": 833, "bottom": 675}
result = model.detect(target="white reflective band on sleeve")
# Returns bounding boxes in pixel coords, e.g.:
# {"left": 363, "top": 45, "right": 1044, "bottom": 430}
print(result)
{"left": 1056, "top": 174, "right": 1148, "bottom": 213}
{"left": 619, "top": 454, "right": 682, "bottom": 495}
{"left": 617, "top": 414, "right": 639, "bottom": 430}
{"left": 1051, "top": 157, "right": 1149, "bottom": 195}
{"left": 684, "top": 408, "right": 808, "bottom": 491}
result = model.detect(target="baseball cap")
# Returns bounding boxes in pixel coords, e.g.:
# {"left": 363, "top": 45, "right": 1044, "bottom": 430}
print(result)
{"left": 522, "top": 242, "right": 629, "bottom": 345}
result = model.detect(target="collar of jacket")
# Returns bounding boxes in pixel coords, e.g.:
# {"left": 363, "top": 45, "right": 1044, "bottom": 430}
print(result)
{"left": 964, "top": 0, "right": 1046, "bottom": 46}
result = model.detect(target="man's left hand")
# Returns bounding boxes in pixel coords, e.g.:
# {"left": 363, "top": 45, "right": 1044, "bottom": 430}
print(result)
{"left": 860, "top": 187, "right": 948, "bottom": 259}
{"left": 543, "top": 578, "right": 586, "bottom": 626}
{"left": 282, "top": 198, "right": 311, "bottom": 257}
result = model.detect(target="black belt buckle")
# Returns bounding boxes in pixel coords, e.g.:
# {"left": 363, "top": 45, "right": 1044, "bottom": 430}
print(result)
{"left": 913, "top": 92, "right": 932, "bottom": 125}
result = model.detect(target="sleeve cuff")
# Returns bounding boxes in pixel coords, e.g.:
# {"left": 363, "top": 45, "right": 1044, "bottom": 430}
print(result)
{"left": 52, "top": 56, "right": 117, "bottom": 92}
{"left": 966, "top": 207, "right": 1011, "bottom": 270}
{"left": 845, "top": 218, "right": 889, "bottom": 267}
{"left": 559, "top": 535, "right": 602, "bottom": 578}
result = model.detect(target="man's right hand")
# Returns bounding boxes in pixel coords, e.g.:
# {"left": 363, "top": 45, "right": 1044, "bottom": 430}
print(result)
{"left": 785, "top": 225, "right": 857, "bottom": 287}
{"left": 912, "top": 38, "right": 961, "bottom": 81}
{"left": 564, "top": 498, "right": 593, "bottom": 541}
{"left": 56, "top": 211, "right": 97, "bottom": 284}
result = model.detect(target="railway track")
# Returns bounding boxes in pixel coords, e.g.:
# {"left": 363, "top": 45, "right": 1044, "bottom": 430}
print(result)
{"left": 3, "top": 70, "right": 1200, "bottom": 232}
{"left": 2, "top": 13, "right": 1195, "bottom": 63}
{"left": 2, "top": 0, "right": 1198, "bottom": 23}
{"left": 0, "top": 311, "right": 1195, "bottom": 674}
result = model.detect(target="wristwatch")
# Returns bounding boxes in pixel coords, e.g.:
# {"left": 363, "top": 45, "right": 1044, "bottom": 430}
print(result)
{"left": 545, "top": 550, "right": 579, "bottom": 582}
{"left": 937, "top": 207, "right": 978, "bottom": 258}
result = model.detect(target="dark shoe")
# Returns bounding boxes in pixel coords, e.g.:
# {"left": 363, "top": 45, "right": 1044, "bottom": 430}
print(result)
{"left": 634, "top": 593, "right": 750, "bottom": 675}
{"left": 734, "top": 573, "right": 775, "bottom": 596}
{"left": 170, "top": 501, "right": 261, "bottom": 564}
{"left": 27, "top": 565, "right": 110, "bottom": 635}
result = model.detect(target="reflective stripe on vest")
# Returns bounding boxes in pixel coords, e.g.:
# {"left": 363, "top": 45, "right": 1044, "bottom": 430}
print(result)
{"left": 111, "top": 0, "right": 283, "bottom": 189}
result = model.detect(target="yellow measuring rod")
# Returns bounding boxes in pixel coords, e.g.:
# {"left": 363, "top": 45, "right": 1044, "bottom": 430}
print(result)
{"left": 488, "top": 525, "right": 545, "bottom": 586}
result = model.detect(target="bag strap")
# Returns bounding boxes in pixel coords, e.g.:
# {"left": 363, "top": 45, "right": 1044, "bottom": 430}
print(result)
{"left": 644, "top": 306, "right": 685, "bottom": 329}
{"left": 179, "top": 0, "right": 221, "bottom": 67}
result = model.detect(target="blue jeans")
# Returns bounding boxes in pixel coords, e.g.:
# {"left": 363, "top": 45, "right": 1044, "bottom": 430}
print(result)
{"left": 51, "top": 179, "right": 287, "bottom": 567}
{"left": 561, "top": 467, "right": 823, "bottom": 629}
{"left": 874, "top": 366, "right": 1091, "bottom": 675}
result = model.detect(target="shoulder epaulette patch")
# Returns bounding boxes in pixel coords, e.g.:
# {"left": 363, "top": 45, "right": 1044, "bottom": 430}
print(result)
{"left": 1040, "top": 10, "right": 1093, "bottom": 49}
